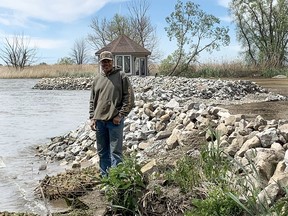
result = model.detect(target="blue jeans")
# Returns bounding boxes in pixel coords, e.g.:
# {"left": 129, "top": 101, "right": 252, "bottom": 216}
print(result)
{"left": 95, "top": 118, "right": 124, "bottom": 176}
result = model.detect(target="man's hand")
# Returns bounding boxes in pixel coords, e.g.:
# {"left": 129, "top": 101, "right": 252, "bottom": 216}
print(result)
{"left": 90, "top": 119, "right": 96, "bottom": 131}
{"left": 113, "top": 114, "right": 122, "bottom": 125}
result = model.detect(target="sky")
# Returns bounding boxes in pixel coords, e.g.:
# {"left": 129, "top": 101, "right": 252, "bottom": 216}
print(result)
{"left": 0, "top": 0, "right": 241, "bottom": 65}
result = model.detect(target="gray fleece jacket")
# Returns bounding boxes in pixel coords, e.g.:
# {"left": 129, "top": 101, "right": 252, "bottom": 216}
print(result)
{"left": 89, "top": 66, "right": 135, "bottom": 121}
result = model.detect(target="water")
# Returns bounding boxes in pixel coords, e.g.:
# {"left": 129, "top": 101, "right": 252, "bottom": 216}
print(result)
{"left": 0, "top": 79, "right": 90, "bottom": 215}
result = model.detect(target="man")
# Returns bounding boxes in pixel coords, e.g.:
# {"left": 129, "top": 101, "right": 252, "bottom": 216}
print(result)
{"left": 89, "top": 50, "right": 135, "bottom": 177}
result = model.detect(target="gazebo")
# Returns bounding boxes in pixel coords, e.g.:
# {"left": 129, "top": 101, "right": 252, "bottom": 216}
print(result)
{"left": 95, "top": 35, "right": 151, "bottom": 76}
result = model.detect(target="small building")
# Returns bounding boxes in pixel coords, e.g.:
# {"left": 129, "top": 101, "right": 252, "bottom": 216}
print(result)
{"left": 95, "top": 35, "right": 151, "bottom": 76}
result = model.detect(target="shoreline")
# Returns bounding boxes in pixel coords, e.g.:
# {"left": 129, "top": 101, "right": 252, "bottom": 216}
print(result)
{"left": 3, "top": 76, "right": 288, "bottom": 215}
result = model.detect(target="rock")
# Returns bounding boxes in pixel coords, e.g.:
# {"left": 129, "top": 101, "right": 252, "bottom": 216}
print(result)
{"left": 141, "top": 159, "right": 157, "bottom": 174}
{"left": 33, "top": 76, "right": 288, "bottom": 209}
{"left": 38, "top": 163, "right": 47, "bottom": 171}
{"left": 272, "top": 75, "right": 287, "bottom": 79}
{"left": 72, "top": 162, "right": 81, "bottom": 169}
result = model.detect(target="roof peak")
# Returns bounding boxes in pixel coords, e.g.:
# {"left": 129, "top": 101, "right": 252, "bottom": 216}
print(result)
{"left": 95, "top": 35, "right": 151, "bottom": 55}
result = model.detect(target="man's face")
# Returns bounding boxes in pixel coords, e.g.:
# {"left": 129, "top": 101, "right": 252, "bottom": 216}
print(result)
{"left": 101, "top": 59, "right": 113, "bottom": 74}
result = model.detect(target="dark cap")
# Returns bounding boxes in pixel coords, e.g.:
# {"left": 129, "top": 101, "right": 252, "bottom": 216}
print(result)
{"left": 99, "top": 51, "right": 113, "bottom": 62}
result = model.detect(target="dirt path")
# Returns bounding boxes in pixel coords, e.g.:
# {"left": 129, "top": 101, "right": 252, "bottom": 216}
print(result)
{"left": 221, "top": 78, "right": 288, "bottom": 120}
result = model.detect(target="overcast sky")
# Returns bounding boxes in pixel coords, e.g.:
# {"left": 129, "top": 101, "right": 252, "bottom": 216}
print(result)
{"left": 0, "top": 0, "right": 241, "bottom": 65}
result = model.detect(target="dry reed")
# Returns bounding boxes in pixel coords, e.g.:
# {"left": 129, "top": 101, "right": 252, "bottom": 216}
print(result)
{"left": 196, "top": 60, "right": 260, "bottom": 75}
{"left": 0, "top": 64, "right": 98, "bottom": 78}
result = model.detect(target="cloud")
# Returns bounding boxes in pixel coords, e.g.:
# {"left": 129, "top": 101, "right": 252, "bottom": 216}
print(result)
{"left": 0, "top": 11, "right": 28, "bottom": 26}
{"left": 217, "top": 0, "right": 231, "bottom": 8}
{"left": 220, "top": 15, "right": 233, "bottom": 23}
{"left": 0, "top": 33, "right": 68, "bottom": 50}
{"left": 0, "top": 0, "right": 126, "bottom": 25}
{"left": 32, "top": 37, "right": 69, "bottom": 49}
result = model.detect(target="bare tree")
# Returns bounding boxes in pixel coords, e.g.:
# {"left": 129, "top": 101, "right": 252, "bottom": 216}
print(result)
{"left": 127, "top": 0, "right": 161, "bottom": 62}
{"left": 87, "top": 0, "right": 160, "bottom": 62}
{"left": 87, "top": 16, "right": 130, "bottom": 50}
{"left": 87, "top": 17, "right": 110, "bottom": 50}
{"left": 230, "top": 0, "right": 288, "bottom": 67}
{"left": 71, "top": 38, "right": 90, "bottom": 64}
{"left": 0, "top": 34, "right": 38, "bottom": 69}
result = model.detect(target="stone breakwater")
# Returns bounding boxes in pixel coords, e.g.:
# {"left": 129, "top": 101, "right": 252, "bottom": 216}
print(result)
{"left": 34, "top": 76, "right": 288, "bottom": 207}
{"left": 33, "top": 76, "right": 287, "bottom": 104}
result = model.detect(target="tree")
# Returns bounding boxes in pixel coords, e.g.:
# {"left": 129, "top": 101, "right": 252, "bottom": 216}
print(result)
{"left": 0, "top": 34, "right": 38, "bottom": 70}
{"left": 71, "top": 38, "right": 90, "bottom": 65}
{"left": 57, "top": 57, "right": 74, "bottom": 65}
{"left": 127, "top": 0, "right": 161, "bottom": 62}
{"left": 230, "top": 0, "right": 288, "bottom": 67}
{"left": 164, "top": 0, "right": 230, "bottom": 76}
{"left": 88, "top": 14, "right": 131, "bottom": 50}
{"left": 87, "top": 0, "right": 160, "bottom": 62}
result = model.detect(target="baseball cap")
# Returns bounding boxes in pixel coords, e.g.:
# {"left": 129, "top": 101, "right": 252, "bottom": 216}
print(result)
{"left": 99, "top": 51, "right": 113, "bottom": 62}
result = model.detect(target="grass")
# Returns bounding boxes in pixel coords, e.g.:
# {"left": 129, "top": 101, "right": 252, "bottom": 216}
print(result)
{"left": 1, "top": 61, "right": 288, "bottom": 79}
{"left": 160, "top": 129, "right": 288, "bottom": 216}
{"left": 100, "top": 156, "right": 146, "bottom": 215}
{"left": 0, "top": 64, "right": 97, "bottom": 78}
{"left": 195, "top": 60, "right": 260, "bottom": 78}
{"left": 158, "top": 59, "right": 288, "bottom": 78}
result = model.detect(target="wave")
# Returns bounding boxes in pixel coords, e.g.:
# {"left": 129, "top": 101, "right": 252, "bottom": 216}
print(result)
{"left": 0, "top": 156, "right": 6, "bottom": 168}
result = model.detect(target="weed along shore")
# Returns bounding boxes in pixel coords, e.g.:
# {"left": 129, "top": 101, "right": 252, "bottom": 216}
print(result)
{"left": 3, "top": 76, "right": 288, "bottom": 215}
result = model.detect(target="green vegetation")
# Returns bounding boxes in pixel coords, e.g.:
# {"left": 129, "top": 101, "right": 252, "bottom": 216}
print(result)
{"left": 158, "top": 59, "right": 288, "bottom": 78}
{"left": 187, "top": 187, "right": 243, "bottom": 216}
{"left": 261, "top": 68, "right": 288, "bottom": 78}
{"left": 164, "top": 0, "right": 230, "bottom": 76}
{"left": 230, "top": 0, "right": 288, "bottom": 68}
{"left": 100, "top": 156, "right": 147, "bottom": 215}
{"left": 96, "top": 129, "right": 288, "bottom": 215}
{"left": 57, "top": 57, "right": 75, "bottom": 65}
{"left": 6, "top": 127, "right": 288, "bottom": 215}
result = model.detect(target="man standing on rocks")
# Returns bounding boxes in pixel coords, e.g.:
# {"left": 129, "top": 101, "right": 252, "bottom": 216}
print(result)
{"left": 89, "top": 51, "right": 135, "bottom": 177}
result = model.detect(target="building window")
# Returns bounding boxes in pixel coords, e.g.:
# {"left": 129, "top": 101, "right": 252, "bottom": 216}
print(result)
{"left": 116, "top": 55, "right": 131, "bottom": 74}
{"left": 135, "top": 57, "right": 146, "bottom": 76}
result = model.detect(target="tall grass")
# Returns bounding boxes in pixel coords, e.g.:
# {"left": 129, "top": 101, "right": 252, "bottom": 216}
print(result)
{"left": 0, "top": 64, "right": 98, "bottom": 78}
{"left": 163, "top": 129, "right": 288, "bottom": 216}
{"left": 158, "top": 59, "right": 288, "bottom": 78}
{"left": 261, "top": 67, "right": 288, "bottom": 78}
{"left": 195, "top": 60, "right": 261, "bottom": 78}
{"left": 2, "top": 61, "right": 287, "bottom": 79}
{"left": 100, "top": 156, "right": 146, "bottom": 215}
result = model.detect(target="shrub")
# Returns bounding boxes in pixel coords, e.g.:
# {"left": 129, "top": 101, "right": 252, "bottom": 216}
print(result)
{"left": 271, "top": 191, "right": 288, "bottom": 215}
{"left": 100, "top": 156, "right": 147, "bottom": 215}
{"left": 261, "top": 68, "right": 288, "bottom": 78}
{"left": 187, "top": 187, "right": 244, "bottom": 216}
{"left": 165, "top": 155, "right": 202, "bottom": 193}
{"left": 57, "top": 57, "right": 75, "bottom": 65}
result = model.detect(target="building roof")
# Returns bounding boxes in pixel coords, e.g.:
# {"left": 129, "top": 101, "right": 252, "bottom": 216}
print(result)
{"left": 95, "top": 35, "right": 151, "bottom": 55}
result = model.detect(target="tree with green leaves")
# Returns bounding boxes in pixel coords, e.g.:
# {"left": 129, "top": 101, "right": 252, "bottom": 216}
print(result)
{"left": 230, "top": 0, "right": 288, "bottom": 67}
{"left": 164, "top": 0, "right": 230, "bottom": 76}
{"left": 57, "top": 57, "right": 74, "bottom": 65}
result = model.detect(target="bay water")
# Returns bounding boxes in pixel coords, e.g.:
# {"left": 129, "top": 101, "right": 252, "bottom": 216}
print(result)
{"left": 0, "top": 79, "right": 90, "bottom": 215}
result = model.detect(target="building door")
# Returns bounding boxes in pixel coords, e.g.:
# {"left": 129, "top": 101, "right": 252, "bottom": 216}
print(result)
{"left": 116, "top": 55, "right": 132, "bottom": 75}
{"left": 135, "top": 57, "right": 146, "bottom": 76}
